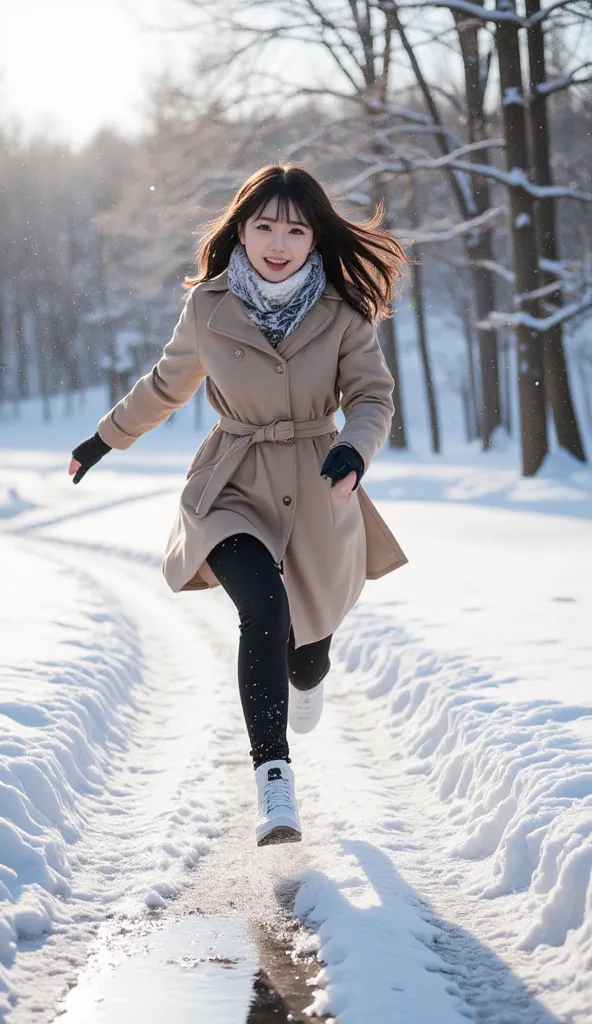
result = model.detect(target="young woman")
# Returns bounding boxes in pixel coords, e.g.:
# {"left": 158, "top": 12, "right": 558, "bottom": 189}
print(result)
{"left": 69, "top": 164, "right": 408, "bottom": 847}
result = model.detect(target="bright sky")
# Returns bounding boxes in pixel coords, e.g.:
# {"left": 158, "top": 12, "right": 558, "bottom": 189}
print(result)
{"left": 0, "top": 0, "right": 195, "bottom": 146}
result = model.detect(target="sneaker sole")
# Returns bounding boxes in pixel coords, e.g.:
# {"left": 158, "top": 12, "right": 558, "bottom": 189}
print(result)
{"left": 257, "top": 825, "right": 302, "bottom": 847}
{"left": 288, "top": 717, "right": 322, "bottom": 734}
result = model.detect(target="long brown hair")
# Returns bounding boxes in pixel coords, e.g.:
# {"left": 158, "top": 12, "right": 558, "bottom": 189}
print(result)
{"left": 185, "top": 164, "right": 408, "bottom": 321}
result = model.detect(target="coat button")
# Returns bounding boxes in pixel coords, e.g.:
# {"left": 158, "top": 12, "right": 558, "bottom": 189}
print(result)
{"left": 282, "top": 495, "right": 292, "bottom": 506}
{"left": 275, "top": 364, "right": 285, "bottom": 373}
{"left": 234, "top": 348, "right": 244, "bottom": 359}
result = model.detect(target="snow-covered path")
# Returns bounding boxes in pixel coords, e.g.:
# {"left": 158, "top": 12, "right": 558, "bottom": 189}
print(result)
{"left": 2, "top": 425, "right": 592, "bottom": 1022}
{"left": 0, "top": 530, "right": 248, "bottom": 1019}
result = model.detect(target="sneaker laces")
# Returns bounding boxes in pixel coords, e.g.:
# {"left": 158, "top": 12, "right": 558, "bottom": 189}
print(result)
{"left": 296, "top": 688, "right": 318, "bottom": 710}
{"left": 262, "top": 777, "right": 293, "bottom": 814}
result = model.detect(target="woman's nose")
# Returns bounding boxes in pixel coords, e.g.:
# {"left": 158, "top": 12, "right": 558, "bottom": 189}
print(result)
{"left": 270, "top": 231, "right": 288, "bottom": 250}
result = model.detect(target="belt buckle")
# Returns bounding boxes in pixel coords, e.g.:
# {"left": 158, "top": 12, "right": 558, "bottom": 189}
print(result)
{"left": 275, "top": 420, "right": 295, "bottom": 444}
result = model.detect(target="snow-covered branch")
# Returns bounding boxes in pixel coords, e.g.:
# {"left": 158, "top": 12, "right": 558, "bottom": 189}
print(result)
{"left": 536, "top": 63, "right": 592, "bottom": 96}
{"left": 383, "top": 0, "right": 524, "bottom": 24}
{"left": 472, "top": 258, "right": 589, "bottom": 300}
{"left": 341, "top": 138, "right": 505, "bottom": 189}
{"left": 474, "top": 259, "right": 516, "bottom": 284}
{"left": 387, "top": 0, "right": 582, "bottom": 27}
{"left": 539, "top": 257, "right": 589, "bottom": 283}
{"left": 441, "top": 162, "right": 592, "bottom": 204}
{"left": 340, "top": 146, "right": 592, "bottom": 203}
{"left": 516, "top": 279, "right": 563, "bottom": 303}
{"left": 396, "top": 205, "right": 506, "bottom": 244}
{"left": 478, "top": 290, "right": 592, "bottom": 332}
{"left": 525, "top": 0, "right": 585, "bottom": 27}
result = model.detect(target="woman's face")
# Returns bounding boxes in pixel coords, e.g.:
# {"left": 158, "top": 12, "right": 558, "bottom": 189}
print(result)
{"left": 238, "top": 198, "right": 315, "bottom": 282}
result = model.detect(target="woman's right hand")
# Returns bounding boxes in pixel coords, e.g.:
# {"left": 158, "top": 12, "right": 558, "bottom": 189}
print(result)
{"left": 69, "top": 431, "right": 112, "bottom": 484}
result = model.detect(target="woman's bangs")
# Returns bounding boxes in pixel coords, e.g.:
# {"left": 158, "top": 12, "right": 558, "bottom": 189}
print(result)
{"left": 250, "top": 186, "right": 313, "bottom": 230}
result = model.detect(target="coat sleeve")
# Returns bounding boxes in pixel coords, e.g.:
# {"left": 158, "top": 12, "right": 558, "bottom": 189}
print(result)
{"left": 97, "top": 289, "right": 206, "bottom": 450}
{"left": 330, "top": 311, "right": 395, "bottom": 470}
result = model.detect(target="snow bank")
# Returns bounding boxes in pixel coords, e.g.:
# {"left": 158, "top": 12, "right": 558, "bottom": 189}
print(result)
{"left": 0, "top": 513, "right": 242, "bottom": 1019}
{"left": 332, "top": 603, "right": 592, "bottom": 1005}
{"left": 0, "top": 536, "right": 145, "bottom": 1013}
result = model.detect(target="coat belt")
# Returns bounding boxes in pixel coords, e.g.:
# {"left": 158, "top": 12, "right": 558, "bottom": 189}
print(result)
{"left": 193, "top": 414, "right": 337, "bottom": 518}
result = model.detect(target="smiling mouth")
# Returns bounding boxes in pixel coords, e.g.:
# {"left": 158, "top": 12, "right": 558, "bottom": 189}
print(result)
{"left": 264, "top": 258, "right": 289, "bottom": 270}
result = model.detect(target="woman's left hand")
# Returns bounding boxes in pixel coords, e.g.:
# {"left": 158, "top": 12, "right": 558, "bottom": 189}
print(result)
{"left": 320, "top": 444, "right": 365, "bottom": 498}
{"left": 331, "top": 471, "right": 357, "bottom": 500}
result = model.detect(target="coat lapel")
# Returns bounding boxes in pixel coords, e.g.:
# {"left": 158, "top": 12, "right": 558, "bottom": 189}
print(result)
{"left": 275, "top": 297, "right": 336, "bottom": 360}
{"left": 204, "top": 268, "right": 341, "bottom": 360}
{"left": 207, "top": 290, "right": 273, "bottom": 357}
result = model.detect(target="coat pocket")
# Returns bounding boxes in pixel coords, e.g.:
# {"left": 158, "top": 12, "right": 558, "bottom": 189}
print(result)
{"left": 185, "top": 425, "right": 220, "bottom": 479}
{"left": 328, "top": 485, "right": 362, "bottom": 531}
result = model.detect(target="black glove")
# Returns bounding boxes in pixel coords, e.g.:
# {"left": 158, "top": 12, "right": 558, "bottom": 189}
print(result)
{"left": 71, "top": 431, "right": 112, "bottom": 484}
{"left": 320, "top": 444, "right": 365, "bottom": 491}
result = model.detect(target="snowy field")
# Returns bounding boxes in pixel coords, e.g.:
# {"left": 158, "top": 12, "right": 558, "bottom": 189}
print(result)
{"left": 1, "top": 386, "right": 592, "bottom": 1022}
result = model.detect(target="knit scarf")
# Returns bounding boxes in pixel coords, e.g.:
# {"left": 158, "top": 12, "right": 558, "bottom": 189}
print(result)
{"left": 227, "top": 243, "right": 326, "bottom": 348}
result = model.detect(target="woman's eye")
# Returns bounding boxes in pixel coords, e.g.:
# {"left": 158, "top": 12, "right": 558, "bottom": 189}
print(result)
{"left": 256, "top": 223, "right": 271, "bottom": 230}
{"left": 290, "top": 228, "right": 304, "bottom": 235}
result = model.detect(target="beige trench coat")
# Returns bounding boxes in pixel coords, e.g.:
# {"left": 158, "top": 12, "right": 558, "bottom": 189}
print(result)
{"left": 97, "top": 269, "right": 407, "bottom": 647}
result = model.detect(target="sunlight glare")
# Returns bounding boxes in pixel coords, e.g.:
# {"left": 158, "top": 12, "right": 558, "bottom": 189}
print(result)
{"left": 0, "top": 0, "right": 190, "bottom": 144}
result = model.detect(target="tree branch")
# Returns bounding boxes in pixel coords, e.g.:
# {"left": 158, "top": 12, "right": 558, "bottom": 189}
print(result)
{"left": 397, "top": 204, "right": 506, "bottom": 243}
{"left": 535, "top": 63, "right": 592, "bottom": 95}
{"left": 479, "top": 291, "right": 592, "bottom": 332}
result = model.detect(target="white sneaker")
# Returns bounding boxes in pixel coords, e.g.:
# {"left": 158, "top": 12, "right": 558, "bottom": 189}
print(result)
{"left": 289, "top": 680, "right": 324, "bottom": 734}
{"left": 255, "top": 759, "right": 301, "bottom": 847}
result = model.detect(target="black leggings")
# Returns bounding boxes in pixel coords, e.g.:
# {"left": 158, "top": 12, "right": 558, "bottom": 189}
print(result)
{"left": 207, "top": 534, "right": 332, "bottom": 769}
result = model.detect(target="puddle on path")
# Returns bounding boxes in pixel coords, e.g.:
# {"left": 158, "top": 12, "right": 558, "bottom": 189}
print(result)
{"left": 55, "top": 914, "right": 324, "bottom": 1024}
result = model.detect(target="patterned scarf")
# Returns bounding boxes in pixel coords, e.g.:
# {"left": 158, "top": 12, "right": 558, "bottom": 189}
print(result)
{"left": 227, "top": 242, "right": 326, "bottom": 348}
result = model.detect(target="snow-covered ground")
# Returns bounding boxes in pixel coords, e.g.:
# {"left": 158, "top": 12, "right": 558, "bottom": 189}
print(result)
{"left": 1, "top": 387, "right": 592, "bottom": 1023}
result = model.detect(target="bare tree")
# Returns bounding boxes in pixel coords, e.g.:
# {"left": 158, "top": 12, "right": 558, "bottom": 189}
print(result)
{"left": 525, "top": 0, "right": 587, "bottom": 461}
{"left": 495, "top": 0, "right": 547, "bottom": 474}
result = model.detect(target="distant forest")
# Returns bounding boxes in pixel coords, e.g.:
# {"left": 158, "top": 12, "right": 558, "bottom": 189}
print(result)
{"left": 2, "top": 0, "right": 591, "bottom": 474}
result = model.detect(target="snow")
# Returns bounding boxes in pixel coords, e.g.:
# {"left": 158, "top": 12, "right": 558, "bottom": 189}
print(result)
{"left": 503, "top": 87, "right": 527, "bottom": 108}
{"left": 1, "top": 378, "right": 592, "bottom": 1021}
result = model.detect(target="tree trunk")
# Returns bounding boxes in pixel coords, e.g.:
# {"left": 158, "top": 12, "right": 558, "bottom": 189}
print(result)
{"left": 460, "top": 305, "right": 479, "bottom": 439}
{"left": 460, "top": 379, "right": 472, "bottom": 442}
{"left": 496, "top": 0, "right": 547, "bottom": 475}
{"left": 525, "top": 0, "right": 586, "bottom": 461}
{"left": 412, "top": 256, "right": 439, "bottom": 453}
{"left": 379, "top": 316, "right": 407, "bottom": 448}
{"left": 470, "top": 243, "right": 501, "bottom": 445}
{"left": 500, "top": 328, "right": 513, "bottom": 435}
{"left": 454, "top": 8, "right": 502, "bottom": 446}
{"left": 409, "top": 180, "right": 439, "bottom": 453}
{"left": 576, "top": 363, "right": 592, "bottom": 430}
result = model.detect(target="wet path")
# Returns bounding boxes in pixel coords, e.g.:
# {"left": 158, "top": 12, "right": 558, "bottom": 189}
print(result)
{"left": 54, "top": 785, "right": 327, "bottom": 1024}
{"left": 56, "top": 913, "right": 326, "bottom": 1023}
